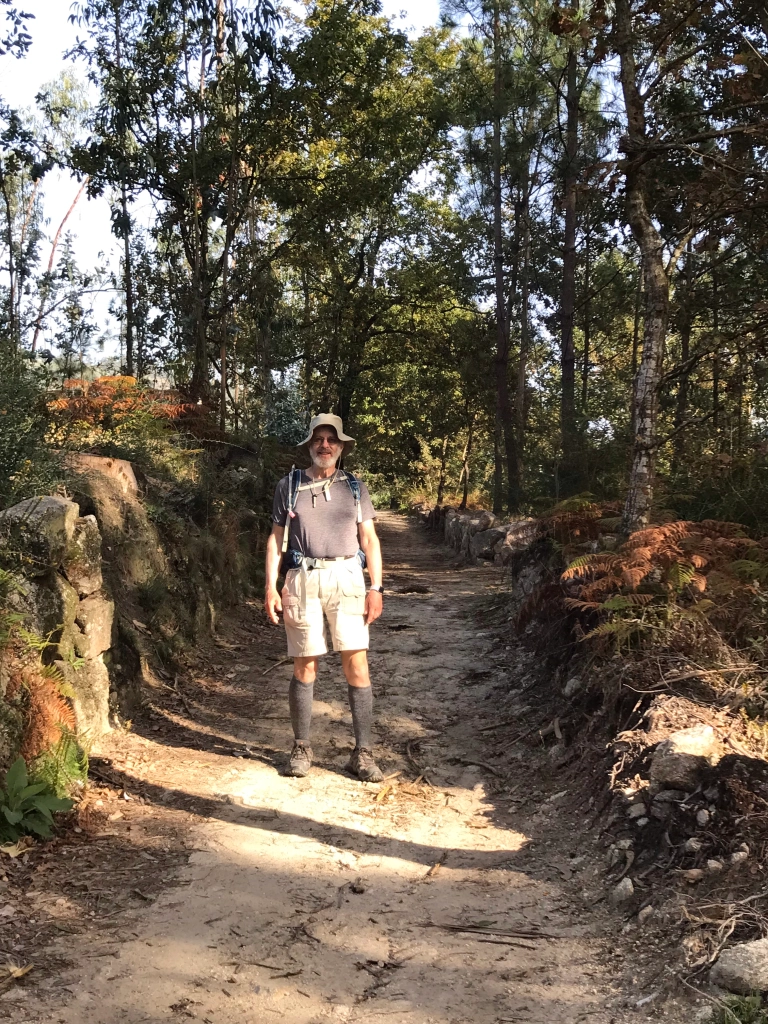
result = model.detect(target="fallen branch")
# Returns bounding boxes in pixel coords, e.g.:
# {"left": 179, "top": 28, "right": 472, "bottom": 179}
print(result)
{"left": 424, "top": 922, "right": 560, "bottom": 940}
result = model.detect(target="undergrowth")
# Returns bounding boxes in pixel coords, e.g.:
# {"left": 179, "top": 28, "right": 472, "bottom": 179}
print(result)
{"left": 0, "top": 756, "right": 73, "bottom": 843}
{"left": 518, "top": 497, "right": 768, "bottom": 685}
{"left": 708, "top": 995, "right": 768, "bottom": 1024}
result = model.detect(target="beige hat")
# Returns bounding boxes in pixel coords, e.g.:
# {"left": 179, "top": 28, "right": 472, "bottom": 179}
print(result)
{"left": 297, "top": 413, "right": 355, "bottom": 457}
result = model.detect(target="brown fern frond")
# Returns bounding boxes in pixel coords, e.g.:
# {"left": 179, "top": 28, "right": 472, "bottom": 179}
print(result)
{"left": 563, "top": 597, "right": 602, "bottom": 611}
{"left": 690, "top": 573, "right": 708, "bottom": 593}
{"left": 621, "top": 565, "right": 650, "bottom": 590}
{"left": 561, "top": 555, "right": 620, "bottom": 580}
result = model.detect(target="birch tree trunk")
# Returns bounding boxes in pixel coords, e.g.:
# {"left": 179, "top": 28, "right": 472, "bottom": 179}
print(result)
{"left": 616, "top": 0, "right": 670, "bottom": 533}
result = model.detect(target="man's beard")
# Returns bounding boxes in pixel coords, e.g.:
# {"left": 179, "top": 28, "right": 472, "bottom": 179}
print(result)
{"left": 311, "top": 452, "right": 337, "bottom": 470}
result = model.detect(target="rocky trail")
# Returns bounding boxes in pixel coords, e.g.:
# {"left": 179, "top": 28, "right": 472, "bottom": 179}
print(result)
{"left": 2, "top": 514, "right": 699, "bottom": 1024}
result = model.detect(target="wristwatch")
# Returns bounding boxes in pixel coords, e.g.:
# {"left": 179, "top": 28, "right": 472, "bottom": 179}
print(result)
{"left": 369, "top": 585, "right": 384, "bottom": 594}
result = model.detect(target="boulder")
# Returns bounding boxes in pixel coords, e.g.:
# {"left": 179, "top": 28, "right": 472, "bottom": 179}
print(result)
{"left": 54, "top": 656, "right": 111, "bottom": 740}
{"left": 12, "top": 573, "right": 79, "bottom": 658}
{"left": 62, "top": 515, "right": 103, "bottom": 597}
{"left": 74, "top": 593, "right": 114, "bottom": 659}
{"left": 495, "top": 520, "right": 538, "bottom": 565}
{"left": 0, "top": 496, "right": 79, "bottom": 575}
{"left": 470, "top": 527, "right": 507, "bottom": 560}
{"left": 469, "top": 511, "right": 497, "bottom": 534}
{"left": 710, "top": 938, "right": 768, "bottom": 995}
{"left": 650, "top": 725, "right": 723, "bottom": 792}
{"left": 64, "top": 453, "right": 138, "bottom": 495}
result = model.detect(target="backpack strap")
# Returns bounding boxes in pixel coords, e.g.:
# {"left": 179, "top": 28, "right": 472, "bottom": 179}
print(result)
{"left": 282, "top": 466, "right": 303, "bottom": 554}
{"left": 344, "top": 471, "right": 363, "bottom": 524}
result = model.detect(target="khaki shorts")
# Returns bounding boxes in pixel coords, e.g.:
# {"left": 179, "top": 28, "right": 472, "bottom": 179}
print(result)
{"left": 281, "top": 559, "right": 369, "bottom": 658}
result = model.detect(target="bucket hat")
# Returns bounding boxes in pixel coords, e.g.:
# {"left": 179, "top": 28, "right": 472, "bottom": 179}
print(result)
{"left": 297, "top": 413, "right": 355, "bottom": 457}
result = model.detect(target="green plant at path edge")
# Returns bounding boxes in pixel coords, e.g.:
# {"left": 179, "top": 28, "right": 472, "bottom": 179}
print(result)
{"left": 709, "top": 995, "right": 768, "bottom": 1024}
{"left": 0, "top": 757, "right": 73, "bottom": 842}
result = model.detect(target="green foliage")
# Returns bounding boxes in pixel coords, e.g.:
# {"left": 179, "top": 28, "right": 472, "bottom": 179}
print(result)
{"left": 0, "top": 756, "right": 73, "bottom": 842}
{"left": 31, "top": 729, "right": 88, "bottom": 800}
{"left": 0, "top": 351, "right": 61, "bottom": 509}
{"left": 708, "top": 995, "right": 768, "bottom": 1024}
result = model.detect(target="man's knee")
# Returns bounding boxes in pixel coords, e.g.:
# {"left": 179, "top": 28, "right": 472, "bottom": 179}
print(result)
{"left": 342, "top": 650, "right": 370, "bottom": 687}
{"left": 293, "top": 656, "right": 318, "bottom": 683}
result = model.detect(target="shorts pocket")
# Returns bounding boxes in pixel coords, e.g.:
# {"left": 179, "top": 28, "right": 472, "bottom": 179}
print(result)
{"left": 282, "top": 571, "right": 303, "bottom": 623}
{"left": 340, "top": 566, "right": 366, "bottom": 615}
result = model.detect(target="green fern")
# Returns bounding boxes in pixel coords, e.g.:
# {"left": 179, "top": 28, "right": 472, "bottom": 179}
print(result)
{"left": 582, "top": 618, "right": 649, "bottom": 647}
{"left": 666, "top": 560, "right": 696, "bottom": 593}
{"left": 31, "top": 729, "right": 88, "bottom": 799}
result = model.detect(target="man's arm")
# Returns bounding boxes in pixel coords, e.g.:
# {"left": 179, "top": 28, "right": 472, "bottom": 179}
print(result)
{"left": 358, "top": 519, "right": 383, "bottom": 625}
{"left": 264, "top": 523, "right": 284, "bottom": 625}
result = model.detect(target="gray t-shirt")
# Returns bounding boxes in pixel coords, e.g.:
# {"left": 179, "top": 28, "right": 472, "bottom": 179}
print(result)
{"left": 272, "top": 471, "right": 376, "bottom": 558}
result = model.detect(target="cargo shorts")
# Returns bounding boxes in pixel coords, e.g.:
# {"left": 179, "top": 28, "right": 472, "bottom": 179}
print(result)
{"left": 281, "top": 558, "right": 369, "bottom": 658}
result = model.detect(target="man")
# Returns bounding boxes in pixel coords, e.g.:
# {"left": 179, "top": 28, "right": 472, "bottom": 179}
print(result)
{"left": 264, "top": 414, "right": 384, "bottom": 782}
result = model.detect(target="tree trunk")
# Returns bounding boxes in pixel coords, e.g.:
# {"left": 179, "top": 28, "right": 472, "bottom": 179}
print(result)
{"left": 560, "top": 45, "right": 578, "bottom": 475}
{"left": 493, "top": 416, "right": 503, "bottom": 516}
{"left": 672, "top": 246, "right": 692, "bottom": 473}
{"left": 581, "top": 220, "right": 591, "bottom": 414}
{"left": 712, "top": 260, "right": 720, "bottom": 438}
{"left": 515, "top": 176, "right": 531, "bottom": 456}
{"left": 616, "top": 0, "right": 670, "bottom": 533}
{"left": 121, "top": 183, "right": 135, "bottom": 377}
{"left": 436, "top": 436, "right": 448, "bottom": 506}
{"left": 459, "top": 409, "right": 474, "bottom": 510}
{"left": 492, "top": 0, "right": 520, "bottom": 512}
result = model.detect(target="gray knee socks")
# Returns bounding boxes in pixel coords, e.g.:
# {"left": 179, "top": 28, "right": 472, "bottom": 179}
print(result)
{"left": 289, "top": 676, "right": 314, "bottom": 742}
{"left": 348, "top": 684, "right": 373, "bottom": 749}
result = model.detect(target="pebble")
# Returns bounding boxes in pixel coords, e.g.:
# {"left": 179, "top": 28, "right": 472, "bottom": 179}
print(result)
{"left": 696, "top": 808, "right": 710, "bottom": 827}
{"left": 706, "top": 859, "right": 724, "bottom": 873}
{"left": 730, "top": 851, "right": 749, "bottom": 866}
{"left": 681, "top": 868, "right": 705, "bottom": 883}
{"left": 610, "top": 877, "right": 634, "bottom": 905}
{"left": 638, "top": 905, "right": 654, "bottom": 925}
{"left": 627, "top": 803, "right": 647, "bottom": 819}
{"left": 683, "top": 837, "right": 703, "bottom": 853}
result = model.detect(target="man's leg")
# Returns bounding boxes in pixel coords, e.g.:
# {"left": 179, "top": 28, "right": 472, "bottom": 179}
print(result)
{"left": 341, "top": 650, "right": 382, "bottom": 782}
{"left": 290, "top": 655, "right": 317, "bottom": 735}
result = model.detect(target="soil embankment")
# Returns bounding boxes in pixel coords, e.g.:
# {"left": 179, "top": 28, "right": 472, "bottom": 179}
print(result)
{"left": 3, "top": 513, "right": 694, "bottom": 1024}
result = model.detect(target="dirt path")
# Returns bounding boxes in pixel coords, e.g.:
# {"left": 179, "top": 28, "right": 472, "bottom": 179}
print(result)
{"left": 7, "top": 514, "right": 656, "bottom": 1024}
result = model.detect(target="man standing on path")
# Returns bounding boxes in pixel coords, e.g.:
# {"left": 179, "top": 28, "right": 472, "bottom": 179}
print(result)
{"left": 264, "top": 414, "right": 385, "bottom": 782}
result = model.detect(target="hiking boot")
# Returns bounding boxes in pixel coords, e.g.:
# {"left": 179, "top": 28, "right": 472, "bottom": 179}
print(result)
{"left": 287, "top": 742, "right": 313, "bottom": 777}
{"left": 346, "top": 747, "right": 383, "bottom": 783}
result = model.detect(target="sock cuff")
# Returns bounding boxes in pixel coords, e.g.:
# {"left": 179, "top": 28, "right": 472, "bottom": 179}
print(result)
{"left": 291, "top": 676, "right": 314, "bottom": 686}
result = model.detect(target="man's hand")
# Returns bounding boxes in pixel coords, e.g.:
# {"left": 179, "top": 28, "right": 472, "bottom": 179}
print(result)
{"left": 265, "top": 587, "right": 283, "bottom": 625}
{"left": 364, "top": 589, "right": 383, "bottom": 625}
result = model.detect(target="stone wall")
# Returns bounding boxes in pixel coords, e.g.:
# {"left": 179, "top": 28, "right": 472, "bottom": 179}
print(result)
{"left": 0, "top": 495, "right": 114, "bottom": 761}
{"left": 418, "top": 504, "right": 539, "bottom": 567}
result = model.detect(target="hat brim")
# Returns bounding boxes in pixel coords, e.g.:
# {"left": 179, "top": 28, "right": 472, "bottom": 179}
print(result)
{"left": 297, "top": 419, "right": 355, "bottom": 457}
